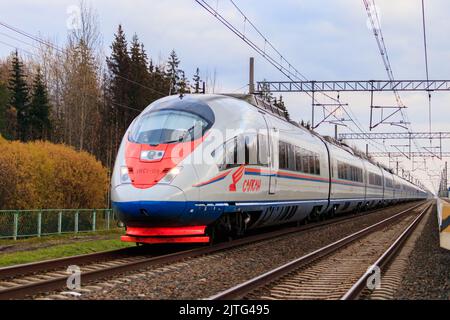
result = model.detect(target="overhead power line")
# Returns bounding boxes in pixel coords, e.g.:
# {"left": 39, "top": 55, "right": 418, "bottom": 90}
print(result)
{"left": 0, "top": 20, "right": 168, "bottom": 100}
{"left": 362, "top": 0, "right": 429, "bottom": 184}
{"left": 0, "top": 25, "right": 143, "bottom": 114}
{"left": 363, "top": 0, "right": 411, "bottom": 128}
{"left": 421, "top": 0, "right": 432, "bottom": 143}
{"left": 195, "top": 0, "right": 388, "bottom": 153}
{"left": 0, "top": 39, "right": 37, "bottom": 57}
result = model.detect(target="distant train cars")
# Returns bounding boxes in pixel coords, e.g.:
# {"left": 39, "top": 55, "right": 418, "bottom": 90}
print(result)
{"left": 111, "top": 94, "right": 428, "bottom": 244}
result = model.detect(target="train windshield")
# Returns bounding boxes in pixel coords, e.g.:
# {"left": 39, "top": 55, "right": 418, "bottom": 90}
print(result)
{"left": 129, "top": 110, "right": 209, "bottom": 145}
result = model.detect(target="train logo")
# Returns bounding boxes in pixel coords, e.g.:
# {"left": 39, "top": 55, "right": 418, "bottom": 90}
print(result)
{"left": 229, "top": 165, "right": 245, "bottom": 192}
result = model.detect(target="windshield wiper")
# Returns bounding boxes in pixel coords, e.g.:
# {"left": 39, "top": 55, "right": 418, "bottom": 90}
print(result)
{"left": 156, "top": 136, "right": 185, "bottom": 145}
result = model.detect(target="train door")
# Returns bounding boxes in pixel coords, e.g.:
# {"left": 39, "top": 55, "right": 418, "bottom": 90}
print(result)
{"left": 261, "top": 114, "right": 278, "bottom": 194}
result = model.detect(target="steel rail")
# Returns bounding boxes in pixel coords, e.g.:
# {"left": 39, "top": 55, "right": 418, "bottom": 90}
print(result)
{"left": 208, "top": 201, "right": 429, "bottom": 300}
{"left": 341, "top": 203, "right": 432, "bottom": 300}
{"left": 0, "top": 202, "right": 425, "bottom": 299}
{"left": 0, "top": 201, "right": 418, "bottom": 282}
{"left": 0, "top": 247, "right": 142, "bottom": 280}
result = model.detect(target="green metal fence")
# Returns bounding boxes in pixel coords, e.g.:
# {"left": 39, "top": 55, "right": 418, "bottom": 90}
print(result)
{"left": 0, "top": 209, "right": 119, "bottom": 240}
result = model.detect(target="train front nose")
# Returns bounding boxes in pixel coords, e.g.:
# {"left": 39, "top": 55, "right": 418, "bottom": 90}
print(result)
{"left": 112, "top": 184, "right": 188, "bottom": 227}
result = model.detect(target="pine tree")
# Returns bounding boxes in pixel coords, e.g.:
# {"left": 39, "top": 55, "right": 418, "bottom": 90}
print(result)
{"left": 106, "top": 25, "right": 131, "bottom": 153}
{"left": 152, "top": 64, "right": 170, "bottom": 99}
{"left": 178, "top": 70, "right": 190, "bottom": 96}
{"left": 260, "top": 79, "right": 274, "bottom": 102}
{"left": 166, "top": 49, "right": 180, "bottom": 95}
{"left": 29, "top": 67, "right": 52, "bottom": 140}
{"left": 277, "top": 95, "right": 291, "bottom": 121}
{"left": 129, "top": 34, "right": 152, "bottom": 110}
{"left": 8, "top": 50, "right": 29, "bottom": 141}
{"left": 192, "top": 67, "right": 201, "bottom": 93}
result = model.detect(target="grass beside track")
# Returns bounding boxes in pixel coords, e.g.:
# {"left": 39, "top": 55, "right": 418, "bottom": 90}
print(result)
{"left": 0, "top": 229, "right": 133, "bottom": 267}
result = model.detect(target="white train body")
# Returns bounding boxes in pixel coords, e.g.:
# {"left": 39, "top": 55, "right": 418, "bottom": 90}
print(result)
{"left": 111, "top": 94, "right": 428, "bottom": 244}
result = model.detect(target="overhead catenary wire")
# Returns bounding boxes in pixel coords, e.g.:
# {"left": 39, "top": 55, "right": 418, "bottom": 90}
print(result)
{"left": 363, "top": 0, "right": 441, "bottom": 187}
{"left": 421, "top": 0, "right": 432, "bottom": 144}
{"left": 0, "top": 20, "right": 169, "bottom": 100}
{"left": 0, "top": 39, "right": 37, "bottom": 57}
{"left": 0, "top": 27, "right": 143, "bottom": 114}
{"left": 196, "top": 0, "right": 385, "bottom": 154}
{"left": 363, "top": 1, "right": 424, "bottom": 157}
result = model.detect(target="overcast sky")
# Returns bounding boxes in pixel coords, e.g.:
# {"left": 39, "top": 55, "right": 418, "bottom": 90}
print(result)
{"left": 1, "top": 0, "right": 449, "bottom": 192}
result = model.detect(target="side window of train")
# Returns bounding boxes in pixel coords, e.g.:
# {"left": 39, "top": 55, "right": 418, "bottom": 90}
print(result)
{"left": 288, "top": 145, "right": 296, "bottom": 171}
{"left": 337, "top": 161, "right": 362, "bottom": 182}
{"left": 295, "top": 146, "right": 303, "bottom": 172}
{"left": 245, "top": 134, "right": 268, "bottom": 166}
{"left": 368, "top": 172, "right": 382, "bottom": 186}
{"left": 212, "top": 134, "right": 268, "bottom": 171}
{"left": 257, "top": 134, "right": 269, "bottom": 166}
{"left": 279, "top": 141, "right": 321, "bottom": 175}
{"left": 386, "top": 178, "right": 393, "bottom": 188}
{"left": 279, "top": 141, "right": 288, "bottom": 170}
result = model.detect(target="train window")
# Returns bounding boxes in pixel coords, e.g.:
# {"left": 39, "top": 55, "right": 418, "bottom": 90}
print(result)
{"left": 237, "top": 135, "right": 246, "bottom": 165}
{"left": 385, "top": 178, "right": 393, "bottom": 188}
{"left": 301, "top": 150, "right": 310, "bottom": 173}
{"left": 308, "top": 153, "right": 315, "bottom": 174}
{"left": 278, "top": 141, "right": 320, "bottom": 175}
{"left": 368, "top": 173, "right": 382, "bottom": 186}
{"left": 288, "top": 145, "right": 296, "bottom": 171}
{"left": 295, "top": 147, "right": 303, "bottom": 172}
{"left": 224, "top": 137, "right": 238, "bottom": 169}
{"left": 315, "top": 155, "right": 320, "bottom": 175}
{"left": 257, "top": 134, "right": 269, "bottom": 166}
{"left": 213, "top": 134, "right": 269, "bottom": 171}
{"left": 244, "top": 135, "right": 258, "bottom": 165}
{"left": 337, "top": 161, "right": 362, "bottom": 182}
{"left": 129, "top": 109, "right": 210, "bottom": 145}
{"left": 279, "top": 141, "right": 288, "bottom": 170}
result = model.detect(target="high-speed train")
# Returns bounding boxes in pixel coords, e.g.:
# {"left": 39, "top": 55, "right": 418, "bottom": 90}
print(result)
{"left": 111, "top": 94, "right": 428, "bottom": 244}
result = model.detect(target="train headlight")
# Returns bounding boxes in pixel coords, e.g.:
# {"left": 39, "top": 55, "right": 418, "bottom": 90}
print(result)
{"left": 120, "top": 166, "right": 131, "bottom": 184}
{"left": 160, "top": 166, "right": 183, "bottom": 184}
{"left": 141, "top": 150, "right": 164, "bottom": 161}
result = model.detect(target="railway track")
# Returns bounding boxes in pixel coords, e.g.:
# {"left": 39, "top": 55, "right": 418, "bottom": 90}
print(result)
{"left": 208, "top": 201, "right": 432, "bottom": 300}
{"left": 0, "top": 201, "right": 426, "bottom": 300}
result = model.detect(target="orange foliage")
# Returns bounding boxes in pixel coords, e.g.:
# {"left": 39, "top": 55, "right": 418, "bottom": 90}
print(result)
{"left": 0, "top": 138, "right": 108, "bottom": 209}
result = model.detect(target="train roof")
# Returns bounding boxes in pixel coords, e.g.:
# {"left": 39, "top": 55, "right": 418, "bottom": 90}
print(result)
{"left": 217, "top": 93, "right": 426, "bottom": 192}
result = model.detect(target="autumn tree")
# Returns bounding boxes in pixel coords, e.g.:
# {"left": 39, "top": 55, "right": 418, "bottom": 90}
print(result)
{"left": 0, "top": 82, "right": 10, "bottom": 138}
{"left": 62, "top": 1, "right": 102, "bottom": 153}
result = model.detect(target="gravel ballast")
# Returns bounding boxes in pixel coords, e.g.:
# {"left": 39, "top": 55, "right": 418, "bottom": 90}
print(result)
{"left": 55, "top": 202, "right": 429, "bottom": 300}
{"left": 393, "top": 207, "right": 450, "bottom": 300}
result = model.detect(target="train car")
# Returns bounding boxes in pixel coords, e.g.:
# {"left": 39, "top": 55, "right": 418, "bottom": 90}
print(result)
{"left": 363, "top": 159, "right": 385, "bottom": 208}
{"left": 327, "top": 142, "right": 365, "bottom": 215}
{"left": 383, "top": 170, "right": 396, "bottom": 205}
{"left": 111, "top": 94, "right": 428, "bottom": 244}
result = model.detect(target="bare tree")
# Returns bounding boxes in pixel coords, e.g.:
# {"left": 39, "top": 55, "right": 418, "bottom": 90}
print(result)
{"left": 62, "top": 1, "right": 103, "bottom": 153}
